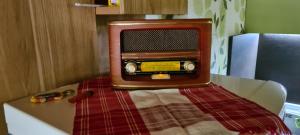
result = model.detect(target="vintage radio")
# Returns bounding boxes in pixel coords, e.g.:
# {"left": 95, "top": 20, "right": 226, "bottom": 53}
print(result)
{"left": 109, "top": 19, "right": 212, "bottom": 89}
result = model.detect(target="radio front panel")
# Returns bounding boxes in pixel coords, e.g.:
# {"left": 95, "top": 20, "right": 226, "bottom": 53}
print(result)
{"left": 122, "top": 59, "right": 198, "bottom": 75}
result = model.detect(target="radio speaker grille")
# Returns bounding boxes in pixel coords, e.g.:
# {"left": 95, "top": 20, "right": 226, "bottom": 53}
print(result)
{"left": 121, "top": 29, "right": 199, "bottom": 52}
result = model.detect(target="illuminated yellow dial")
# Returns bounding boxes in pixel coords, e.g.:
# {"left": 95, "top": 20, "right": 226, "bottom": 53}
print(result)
{"left": 141, "top": 61, "right": 180, "bottom": 72}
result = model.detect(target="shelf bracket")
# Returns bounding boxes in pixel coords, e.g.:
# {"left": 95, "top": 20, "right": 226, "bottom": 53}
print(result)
{"left": 74, "top": 3, "right": 107, "bottom": 8}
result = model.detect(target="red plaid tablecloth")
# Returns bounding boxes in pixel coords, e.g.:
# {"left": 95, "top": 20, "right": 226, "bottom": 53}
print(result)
{"left": 73, "top": 77, "right": 291, "bottom": 135}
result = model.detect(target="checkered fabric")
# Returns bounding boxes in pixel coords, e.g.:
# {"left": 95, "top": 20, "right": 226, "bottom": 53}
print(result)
{"left": 180, "top": 86, "right": 291, "bottom": 134}
{"left": 73, "top": 77, "right": 291, "bottom": 135}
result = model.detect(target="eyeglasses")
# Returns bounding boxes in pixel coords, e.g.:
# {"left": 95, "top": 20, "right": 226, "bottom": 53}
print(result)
{"left": 30, "top": 89, "right": 75, "bottom": 103}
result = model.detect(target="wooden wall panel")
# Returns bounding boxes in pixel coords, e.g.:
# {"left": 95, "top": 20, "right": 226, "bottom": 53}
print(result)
{"left": 0, "top": 109, "right": 6, "bottom": 135}
{"left": 0, "top": 0, "right": 42, "bottom": 104}
{"left": 0, "top": 0, "right": 100, "bottom": 133}
{"left": 122, "top": 0, "right": 187, "bottom": 14}
{"left": 0, "top": 0, "right": 42, "bottom": 134}
{"left": 29, "top": 0, "right": 99, "bottom": 89}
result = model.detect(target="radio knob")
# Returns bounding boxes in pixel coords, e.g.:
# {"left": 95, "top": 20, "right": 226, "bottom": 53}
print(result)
{"left": 125, "top": 62, "right": 137, "bottom": 74}
{"left": 183, "top": 61, "right": 195, "bottom": 72}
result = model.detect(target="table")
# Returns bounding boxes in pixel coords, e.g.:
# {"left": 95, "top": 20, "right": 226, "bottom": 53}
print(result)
{"left": 3, "top": 74, "right": 287, "bottom": 135}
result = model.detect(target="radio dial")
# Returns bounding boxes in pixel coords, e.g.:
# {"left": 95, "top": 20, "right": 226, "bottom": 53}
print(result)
{"left": 125, "top": 62, "right": 137, "bottom": 74}
{"left": 184, "top": 61, "right": 195, "bottom": 72}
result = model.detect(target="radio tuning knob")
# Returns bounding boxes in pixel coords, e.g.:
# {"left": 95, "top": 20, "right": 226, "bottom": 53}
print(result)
{"left": 183, "top": 61, "right": 195, "bottom": 72}
{"left": 125, "top": 62, "right": 137, "bottom": 74}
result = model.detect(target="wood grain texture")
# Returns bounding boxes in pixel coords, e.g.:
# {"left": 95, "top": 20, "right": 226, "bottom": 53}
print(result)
{"left": 122, "top": 0, "right": 187, "bottom": 14}
{"left": 0, "top": 108, "right": 6, "bottom": 135}
{"left": 96, "top": 6, "right": 121, "bottom": 15}
{"left": 0, "top": 0, "right": 41, "bottom": 102}
{"left": 0, "top": 0, "right": 42, "bottom": 134}
{"left": 0, "top": 0, "right": 100, "bottom": 133}
{"left": 96, "top": 0, "right": 187, "bottom": 15}
{"left": 29, "top": 0, "right": 99, "bottom": 89}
